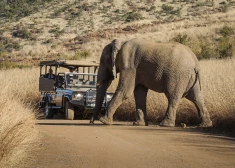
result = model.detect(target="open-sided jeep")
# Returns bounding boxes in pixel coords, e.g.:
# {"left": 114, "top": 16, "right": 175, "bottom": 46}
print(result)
{"left": 39, "top": 60, "right": 113, "bottom": 119}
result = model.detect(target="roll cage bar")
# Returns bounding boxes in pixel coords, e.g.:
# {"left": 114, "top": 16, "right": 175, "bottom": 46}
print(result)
{"left": 39, "top": 60, "right": 99, "bottom": 76}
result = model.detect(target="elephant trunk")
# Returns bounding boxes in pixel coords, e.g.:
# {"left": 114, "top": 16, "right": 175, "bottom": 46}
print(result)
{"left": 90, "top": 80, "right": 111, "bottom": 123}
{"left": 111, "top": 39, "right": 122, "bottom": 78}
{"left": 90, "top": 39, "right": 122, "bottom": 124}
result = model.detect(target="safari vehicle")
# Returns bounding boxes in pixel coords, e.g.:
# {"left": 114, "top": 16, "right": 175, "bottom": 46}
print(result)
{"left": 39, "top": 60, "right": 113, "bottom": 119}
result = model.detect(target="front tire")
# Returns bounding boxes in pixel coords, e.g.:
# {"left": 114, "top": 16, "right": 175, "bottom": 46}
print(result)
{"left": 65, "top": 101, "right": 74, "bottom": 120}
{"left": 44, "top": 102, "right": 54, "bottom": 119}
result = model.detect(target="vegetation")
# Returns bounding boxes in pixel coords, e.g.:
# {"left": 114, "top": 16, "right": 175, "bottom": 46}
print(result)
{"left": 0, "top": 36, "right": 21, "bottom": 53}
{"left": 12, "top": 27, "right": 33, "bottom": 40}
{"left": 49, "top": 27, "right": 65, "bottom": 38}
{"left": 123, "top": 11, "right": 144, "bottom": 22}
{"left": 172, "top": 26, "right": 235, "bottom": 59}
{"left": 64, "top": 50, "right": 91, "bottom": 60}
{"left": 0, "top": 61, "right": 31, "bottom": 69}
{"left": 0, "top": 68, "right": 39, "bottom": 168}
{"left": 0, "top": 0, "right": 53, "bottom": 21}
{"left": 161, "top": 4, "right": 181, "bottom": 16}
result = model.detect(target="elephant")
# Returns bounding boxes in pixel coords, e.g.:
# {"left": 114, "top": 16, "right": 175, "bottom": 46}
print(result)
{"left": 90, "top": 38, "right": 212, "bottom": 127}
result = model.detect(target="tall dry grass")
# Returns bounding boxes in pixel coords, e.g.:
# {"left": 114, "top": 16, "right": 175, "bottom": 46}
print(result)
{"left": 0, "top": 68, "right": 39, "bottom": 168}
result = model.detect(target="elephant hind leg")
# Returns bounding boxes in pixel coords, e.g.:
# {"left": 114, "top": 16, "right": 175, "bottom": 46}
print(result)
{"left": 160, "top": 97, "right": 181, "bottom": 127}
{"left": 185, "top": 83, "right": 212, "bottom": 127}
{"left": 133, "top": 84, "right": 148, "bottom": 126}
{"left": 160, "top": 74, "right": 191, "bottom": 127}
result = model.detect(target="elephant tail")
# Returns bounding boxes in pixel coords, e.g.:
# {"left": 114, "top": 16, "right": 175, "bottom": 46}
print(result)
{"left": 194, "top": 68, "right": 202, "bottom": 91}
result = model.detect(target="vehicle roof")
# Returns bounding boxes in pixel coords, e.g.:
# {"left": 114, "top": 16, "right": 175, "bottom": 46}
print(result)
{"left": 40, "top": 60, "right": 99, "bottom": 68}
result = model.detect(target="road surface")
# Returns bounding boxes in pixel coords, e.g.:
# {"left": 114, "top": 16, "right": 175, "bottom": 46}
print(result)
{"left": 25, "top": 120, "right": 235, "bottom": 168}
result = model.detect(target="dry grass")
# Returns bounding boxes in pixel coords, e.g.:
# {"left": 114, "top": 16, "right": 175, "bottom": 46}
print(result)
{"left": 0, "top": 68, "right": 39, "bottom": 168}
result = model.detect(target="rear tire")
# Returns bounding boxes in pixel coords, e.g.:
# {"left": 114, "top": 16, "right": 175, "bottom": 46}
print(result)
{"left": 44, "top": 101, "right": 54, "bottom": 119}
{"left": 65, "top": 101, "right": 74, "bottom": 120}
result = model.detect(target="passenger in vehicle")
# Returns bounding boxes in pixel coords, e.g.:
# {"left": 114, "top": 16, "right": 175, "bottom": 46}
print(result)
{"left": 45, "top": 68, "right": 55, "bottom": 79}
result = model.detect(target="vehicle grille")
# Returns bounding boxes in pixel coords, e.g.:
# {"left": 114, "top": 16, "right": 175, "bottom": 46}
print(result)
{"left": 86, "top": 90, "right": 96, "bottom": 107}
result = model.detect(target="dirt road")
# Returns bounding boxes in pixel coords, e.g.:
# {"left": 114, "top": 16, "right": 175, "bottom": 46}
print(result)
{"left": 25, "top": 120, "right": 235, "bottom": 168}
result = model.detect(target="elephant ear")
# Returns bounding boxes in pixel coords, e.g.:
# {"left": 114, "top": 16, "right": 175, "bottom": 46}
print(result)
{"left": 111, "top": 39, "right": 122, "bottom": 78}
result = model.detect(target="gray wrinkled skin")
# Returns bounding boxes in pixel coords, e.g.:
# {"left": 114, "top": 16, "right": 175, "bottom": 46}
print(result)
{"left": 90, "top": 38, "right": 212, "bottom": 127}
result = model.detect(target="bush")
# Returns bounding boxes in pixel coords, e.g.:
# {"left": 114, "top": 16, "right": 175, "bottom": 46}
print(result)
{"left": 161, "top": 4, "right": 181, "bottom": 16}
{"left": 162, "top": 4, "right": 174, "bottom": 12}
{"left": 197, "top": 40, "right": 218, "bottom": 59}
{"left": 217, "top": 26, "right": 235, "bottom": 58}
{"left": 65, "top": 50, "right": 91, "bottom": 60}
{"left": 49, "top": 27, "right": 65, "bottom": 37}
{"left": 123, "top": 11, "right": 144, "bottom": 22}
{"left": 217, "top": 37, "right": 234, "bottom": 58}
{"left": 173, "top": 33, "right": 189, "bottom": 45}
{"left": 0, "top": 36, "right": 21, "bottom": 52}
{"left": 172, "top": 26, "right": 235, "bottom": 59}
{"left": 219, "top": 25, "right": 234, "bottom": 37}
{"left": 0, "top": 0, "right": 53, "bottom": 21}
{"left": 12, "top": 28, "right": 33, "bottom": 40}
{"left": 0, "top": 61, "right": 30, "bottom": 70}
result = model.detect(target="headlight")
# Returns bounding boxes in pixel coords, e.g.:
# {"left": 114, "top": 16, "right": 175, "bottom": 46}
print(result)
{"left": 73, "top": 93, "right": 83, "bottom": 100}
{"left": 106, "top": 94, "right": 113, "bottom": 102}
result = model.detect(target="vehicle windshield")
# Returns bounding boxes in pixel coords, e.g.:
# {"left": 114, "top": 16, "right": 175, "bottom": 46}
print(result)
{"left": 65, "top": 73, "right": 97, "bottom": 88}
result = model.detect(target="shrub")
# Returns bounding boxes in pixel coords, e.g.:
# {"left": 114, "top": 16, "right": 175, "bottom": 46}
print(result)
{"left": 149, "top": 6, "right": 156, "bottom": 11}
{"left": 198, "top": 40, "right": 218, "bottom": 59}
{"left": 49, "top": 27, "right": 65, "bottom": 37}
{"left": 0, "top": 61, "right": 30, "bottom": 70}
{"left": 65, "top": 50, "right": 91, "bottom": 60}
{"left": 72, "top": 50, "right": 91, "bottom": 60}
{"left": 123, "top": 11, "right": 144, "bottom": 22}
{"left": 162, "top": 4, "right": 174, "bottom": 12}
{"left": 51, "top": 44, "right": 57, "bottom": 49}
{"left": 12, "top": 28, "right": 32, "bottom": 40}
{"left": 217, "top": 26, "right": 235, "bottom": 58}
{"left": 161, "top": 4, "right": 181, "bottom": 16}
{"left": 219, "top": 25, "right": 234, "bottom": 37}
{"left": 0, "top": 36, "right": 21, "bottom": 52}
{"left": 173, "top": 33, "right": 189, "bottom": 45}
{"left": 0, "top": 0, "right": 53, "bottom": 21}
{"left": 217, "top": 37, "right": 234, "bottom": 58}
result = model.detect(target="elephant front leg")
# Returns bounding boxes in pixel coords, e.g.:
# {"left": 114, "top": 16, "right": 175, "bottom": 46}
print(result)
{"left": 133, "top": 84, "right": 148, "bottom": 126}
{"left": 100, "top": 69, "right": 136, "bottom": 125}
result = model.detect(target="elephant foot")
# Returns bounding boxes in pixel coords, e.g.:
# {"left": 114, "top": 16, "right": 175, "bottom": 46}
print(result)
{"left": 99, "top": 116, "right": 113, "bottom": 125}
{"left": 133, "top": 120, "right": 148, "bottom": 126}
{"left": 199, "top": 119, "right": 213, "bottom": 127}
{"left": 160, "top": 118, "right": 175, "bottom": 127}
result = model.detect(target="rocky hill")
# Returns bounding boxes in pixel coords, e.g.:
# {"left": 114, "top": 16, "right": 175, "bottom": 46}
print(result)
{"left": 0, "top": 0, "right": 235, "bottom": 67}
